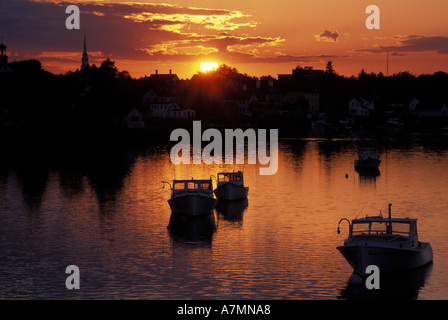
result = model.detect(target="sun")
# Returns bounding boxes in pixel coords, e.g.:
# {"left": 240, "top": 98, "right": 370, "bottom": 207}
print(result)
{"left": 200, "top": 62, "right": 218, "bottom": 72}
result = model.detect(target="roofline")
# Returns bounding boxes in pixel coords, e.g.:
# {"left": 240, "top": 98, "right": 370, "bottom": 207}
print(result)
{"left": 218, "top": 171, "right": 243, "bottom": 174}
{"left": 352, "top": 217, "right": 417, "bottom": 222}
{"left": 173, "top": 179, "right": 212, "bottom": 183}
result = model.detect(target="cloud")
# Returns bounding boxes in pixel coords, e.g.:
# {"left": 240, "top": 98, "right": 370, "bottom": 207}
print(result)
{"left": 315, "top": 30, "right": 339, "bottom": 42}
{"left": 357, "top": 35, "right": 448, "bottom": 55}
{"left": 0, "top": 0, "right": 341, "bottom": 76}
{"left": 0, "top": 1, "right": 273, "bottom": 62}
{"left": 122, "top": 8, "right": 257, "bottom": 31}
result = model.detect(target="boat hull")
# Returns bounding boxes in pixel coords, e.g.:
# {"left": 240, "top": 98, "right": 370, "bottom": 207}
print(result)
{"left": 337, "top": 242, "right": 433, "bottom": 275}
{"left": 168, "top": 195, "right": 218, "bottom": 216}
{"left": 214, "top": 183, "right": 248, "bottom": 201}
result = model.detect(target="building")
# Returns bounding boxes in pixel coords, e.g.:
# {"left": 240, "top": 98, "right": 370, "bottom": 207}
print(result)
{"left": 81, "top": 32, "right": 89, "bottom": 70}
{"left": 349, "top": 98, "right": 375, "bottom": 117}
{"left": 147, "top": 70, "right": 179, "bottom": 87}
{"left": 278, "top": 66, "right": 324, "bottom": 89}
{"left": 235, "top": 92, "right": 254, "bottom": 117}
{"left": 124, "top": 108, "right": 145, "bottom": 128}
{"left": 415, "top": 101, "right": 448, "bottom": 118}
{"left": 143, "top": 90, "right": 178, "bottom": 118}
{"left": 0, "top": 41, "right": 13, "bottom": 73}
{"left": 143, "top": 89, "right": 195, "bottom": 119}
{"left": 286, "top": 91, "right": 320, "bottom": 114}
{"left": 168, "top": 104, "right": 196, "bottom": 119}
{"left": 409, "top": 98, "right": 420, "bottom": 112}
{"left": 249, "top": 93, "right": 285, "bottom": 118}
{"left": 277, "top": 66, "right": 322, "bottom": 114}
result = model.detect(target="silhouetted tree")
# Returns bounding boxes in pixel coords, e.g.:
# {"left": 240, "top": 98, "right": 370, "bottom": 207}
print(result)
{"left": 358, "top": 69, "right": 368, "bottom": 80}
{"left": 325, "top": 60, "right": 336, "bottom": 76}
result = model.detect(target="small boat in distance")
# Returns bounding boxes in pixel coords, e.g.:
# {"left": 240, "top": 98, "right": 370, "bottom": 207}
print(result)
{"left": 162, "top": 179, "right": 217, "bottom": 216}
{"left": 337, "top": 204, "right": 433, "bottom": 276}
{"left": 214, "top": 171, "right": 249, "bottom": 201}
{"left": 354, "top": 148, "right": 381, "bottom": 169}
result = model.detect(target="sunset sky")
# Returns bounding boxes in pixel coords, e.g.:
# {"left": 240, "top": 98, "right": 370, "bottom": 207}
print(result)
{"left": 1, "top": 0, "right": 448, "bottom": 79}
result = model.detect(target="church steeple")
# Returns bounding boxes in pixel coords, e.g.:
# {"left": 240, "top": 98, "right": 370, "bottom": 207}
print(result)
{"left": 0, "top": 39, "right": 13, "bottom": 73}
{"left": 81, "top": 31, "right": 89, "bottom": 70}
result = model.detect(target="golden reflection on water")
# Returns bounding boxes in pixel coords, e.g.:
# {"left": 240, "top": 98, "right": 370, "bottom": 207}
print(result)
{"left": 116, "top": 139, "right": 446, "bottom": 299}
{"left": 1, "top": 137, "right": 448, "bottom": 299}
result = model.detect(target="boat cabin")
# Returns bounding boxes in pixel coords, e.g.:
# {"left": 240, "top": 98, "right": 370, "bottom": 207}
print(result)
{"left": 171, "top": 179, "right": 213, "bottom": 198}
{"left": 347, "top": 217, "right": 418, "bottom": 245}
{"left": 217, "top": 171, "right": 244, "bottom": 187}
{"left": 358, "top": 148, "right": 379, "bottom": 160}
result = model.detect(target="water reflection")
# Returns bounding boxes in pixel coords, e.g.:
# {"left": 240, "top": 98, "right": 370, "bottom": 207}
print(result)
{"left": 168, "top": 212, "right": 217, "bottom": 243}
{"left": 215, "top": 199, "right": 248, "bottom": 222}
{"left": 338, "top": 263, "right": 433, "bottom": 300}
{"left": 356, "top": 167, "right": 381, "bottom": 186}
{"left": 14, "top": 160, "right": 50, "bottom": 211}
{"left": 1, "top": 132, "right": 448, "bottom": 299}
{"left": 355, "top": 167, "right": 381, "bottom": 177}
{"left": 3, "top": 139, "right": 147, "bottom": 214}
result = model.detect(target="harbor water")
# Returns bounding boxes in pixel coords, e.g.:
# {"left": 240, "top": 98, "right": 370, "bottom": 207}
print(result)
{"left": 1, "top": 132, "right": 448, "bottom": 299}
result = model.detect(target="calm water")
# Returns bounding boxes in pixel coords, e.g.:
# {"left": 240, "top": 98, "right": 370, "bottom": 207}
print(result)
{"left": 1, "top": 132, "right": 448, "bottom": 300}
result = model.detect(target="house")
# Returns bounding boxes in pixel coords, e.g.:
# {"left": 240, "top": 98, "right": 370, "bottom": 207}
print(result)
{"left": 442, "top": 104, "right": 448, "bottom": 116}
{"left": 416, "top": 102, "right": 448, "bottom": 118}
{"left": 249, "top": 93, "right": 284, "bottom": 118}
{"left": 349, "top": 98, "right": 375, "bottom": 117}
{"left": 0, "top": 42, "right": 13, "bottom": 74}
{"left": 278, "top": 66, "right": 324, "bottom": 93}
{"left": 235, "top": 92, "right": 255, "bottom": 117}
{"left": 409, "top": 98, "right": 420, "bottom": 112}
{"left": 286, "top": 91, "right": 320, "bottom": 114}
{"left": 146, "top": 70, "right": 179, "bottom": 87}
{"left": 168, "top": 104, "right": 196, "bottom": 119}
{"left": 124, "top": 108, "right": 145, "bottom": 128}
{"left": 143, "top": 90, "right": 178, "bottom": 119}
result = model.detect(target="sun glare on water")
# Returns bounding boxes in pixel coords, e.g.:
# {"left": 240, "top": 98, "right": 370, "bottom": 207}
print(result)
{"left": 200, "top": 62, "right": 218, "bottom": 72}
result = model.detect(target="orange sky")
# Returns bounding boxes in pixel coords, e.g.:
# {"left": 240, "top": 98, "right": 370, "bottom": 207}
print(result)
{"left": 2, "top": 0, "right": 448, "bottom": 78}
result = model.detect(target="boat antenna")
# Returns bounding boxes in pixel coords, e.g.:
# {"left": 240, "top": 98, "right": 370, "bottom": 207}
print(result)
{"left": 355, "top": 207, "right": 364, "bottom": 219}
{"left": 388, "top": 203, "right": 392, "bottom": 219}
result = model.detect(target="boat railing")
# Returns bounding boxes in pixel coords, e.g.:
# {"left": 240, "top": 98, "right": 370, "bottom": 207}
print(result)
{"left": 350, "top": 221, "right": 412, "bottom": 238}
{"left": 161, "top": 181, "right": 173, "bottom": 192}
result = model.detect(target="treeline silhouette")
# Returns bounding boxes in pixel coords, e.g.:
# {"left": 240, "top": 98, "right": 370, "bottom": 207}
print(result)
{"left": 1, "top": 58, "right": 448, "bottom": 139}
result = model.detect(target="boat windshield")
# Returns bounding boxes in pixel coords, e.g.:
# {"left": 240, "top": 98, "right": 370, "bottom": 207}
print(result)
{"left": 173, "top": 181, "right": 212, "bottom": 191}
{"left": 187, "top": 182, "right": 197, "bottom": 189}
{"left": 351, "top": 220, "right": 412, "bottom": 237}
{"left": 201, "top": 182, "right": 211, "bottom": 190}
{"left": 218, "top": 174, "right": 232, "bottom": 182}
{"left": 174, "top": 182, "right": 185, "bottom": 190}
{"left": 218, "top": 173, "right": 242, "bottom": 182}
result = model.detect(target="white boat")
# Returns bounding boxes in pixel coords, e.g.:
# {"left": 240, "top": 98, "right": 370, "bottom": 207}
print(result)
{"left": 337, "top": 204, "right": 433, "bottom": 276}
{"left": 354, "top": 148, "right": 381, "bottom": 169}
{"left": 163, "top": 179, "right": 217, "bottom": 216}
{"left": 213, "top": 171, "right": 249, "bottom": 201}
